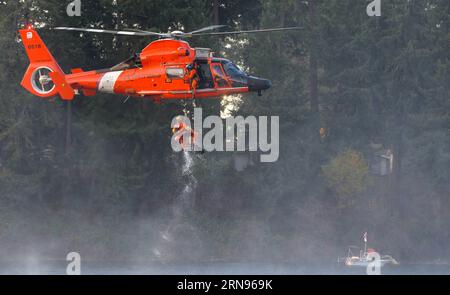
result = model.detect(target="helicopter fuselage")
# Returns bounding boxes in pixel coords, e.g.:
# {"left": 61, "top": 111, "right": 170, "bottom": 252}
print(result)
{"left": 19, "top": 27, "right": 271, "bottom": 101}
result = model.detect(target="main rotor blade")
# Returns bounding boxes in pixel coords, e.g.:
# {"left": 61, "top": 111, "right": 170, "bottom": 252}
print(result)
{"left": 191, "top": 26, "right": 303, "bottom": 36}
{"left": 188, "top": 25, "right": 227, "bottom": 34}
{"left": 54, "top": 27, "right": 164, "bottom": 37}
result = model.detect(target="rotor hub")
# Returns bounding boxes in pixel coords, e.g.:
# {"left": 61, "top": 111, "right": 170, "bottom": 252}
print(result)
{"left": 38, "top": 75, "right": 52, "bottom": 85}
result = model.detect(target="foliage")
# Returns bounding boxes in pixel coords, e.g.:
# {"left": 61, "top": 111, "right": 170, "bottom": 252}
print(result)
{"left": 322, "top": 149, "right": 369, "bottom": 208}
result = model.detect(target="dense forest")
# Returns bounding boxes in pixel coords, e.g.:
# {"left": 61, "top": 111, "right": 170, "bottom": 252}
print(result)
{"left": 0, "top": 0, "right": 448, "bottom": 265}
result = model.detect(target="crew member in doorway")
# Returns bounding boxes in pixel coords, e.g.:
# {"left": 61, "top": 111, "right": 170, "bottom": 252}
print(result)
{"left": 187, "top": 64, "right": 199, "bottom": 97}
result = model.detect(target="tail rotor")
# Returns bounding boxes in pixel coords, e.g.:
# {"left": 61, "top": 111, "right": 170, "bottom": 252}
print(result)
{"left": 19, "top": 26, "right": 74, "bottom": 100}
{"left": 31, "top": 67, "right": 55, "bottom": 95}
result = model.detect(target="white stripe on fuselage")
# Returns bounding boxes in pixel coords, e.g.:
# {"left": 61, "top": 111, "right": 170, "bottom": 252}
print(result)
{"left": 98, "top": 71, "right": 123, "bottom": 93}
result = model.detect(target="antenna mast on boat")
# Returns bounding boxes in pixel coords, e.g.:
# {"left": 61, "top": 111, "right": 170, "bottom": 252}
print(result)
{"left": 363, "top": 232, "right": 368, "bottom": 254}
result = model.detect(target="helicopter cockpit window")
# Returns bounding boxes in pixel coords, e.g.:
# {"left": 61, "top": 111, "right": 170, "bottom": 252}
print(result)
{"left": 221, "top": 60, "right": 248, "bottom": 87}
{"left": 212, "top": 65, "right": 229, "bottom": 87}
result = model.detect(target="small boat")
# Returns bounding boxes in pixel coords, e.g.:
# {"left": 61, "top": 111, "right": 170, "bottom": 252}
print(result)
{"left": 338, "top": 233, "right": 399, "bottom": 267}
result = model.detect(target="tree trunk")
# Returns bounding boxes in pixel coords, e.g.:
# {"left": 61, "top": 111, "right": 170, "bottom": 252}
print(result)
{"left": 213, "top": 0, "right": 220, "bottom": 25}
{"left": 65, "top": 101, "right": 72, "bottom": 155}
{"left": 309, "top": 0, "right": 319, "bottom": 117}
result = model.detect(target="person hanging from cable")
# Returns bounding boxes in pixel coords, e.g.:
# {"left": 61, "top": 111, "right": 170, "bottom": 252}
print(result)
{"left": 172, "top": 116, "right": 201, "bottom": 152}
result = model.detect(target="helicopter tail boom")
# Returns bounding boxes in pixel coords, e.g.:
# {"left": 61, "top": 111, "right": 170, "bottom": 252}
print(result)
{"left": 19, "top": 26, "right": 74, "bottom": 100}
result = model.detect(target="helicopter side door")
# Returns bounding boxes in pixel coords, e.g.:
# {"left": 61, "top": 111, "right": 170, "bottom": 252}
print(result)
{"left": 211, "top": 62, "right": 231, "bottom": 88}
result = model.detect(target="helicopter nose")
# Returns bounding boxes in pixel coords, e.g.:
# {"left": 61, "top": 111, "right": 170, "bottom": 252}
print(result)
{"left": 247, "top": 76, "right": 272, "bottom": 92}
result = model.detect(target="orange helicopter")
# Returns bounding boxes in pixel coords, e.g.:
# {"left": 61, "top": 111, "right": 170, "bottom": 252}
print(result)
{"left": 19, "top": 24, "right": 301, "bottom": 102}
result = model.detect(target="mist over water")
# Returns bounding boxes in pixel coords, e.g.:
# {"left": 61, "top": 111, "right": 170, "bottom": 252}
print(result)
{"left": 0, "top": 149, "right": 449, "bottom": 275}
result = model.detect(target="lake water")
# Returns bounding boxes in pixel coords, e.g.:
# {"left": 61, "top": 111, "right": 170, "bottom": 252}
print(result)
{"left": 1, "top": 261, "right": 449, "bottom": 275}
